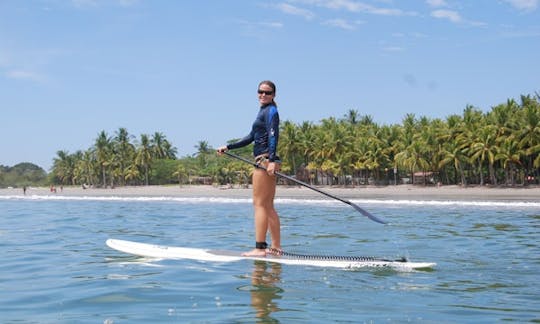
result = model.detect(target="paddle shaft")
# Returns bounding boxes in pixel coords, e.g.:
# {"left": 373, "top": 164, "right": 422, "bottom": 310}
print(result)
{"left": 223, "top": 151, "right": 387, "bottom": 224}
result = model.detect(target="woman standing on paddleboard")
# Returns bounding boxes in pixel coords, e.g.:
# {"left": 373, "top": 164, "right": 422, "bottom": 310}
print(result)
{"left": 217, "top": 80, "right": 281, "bottom": 257}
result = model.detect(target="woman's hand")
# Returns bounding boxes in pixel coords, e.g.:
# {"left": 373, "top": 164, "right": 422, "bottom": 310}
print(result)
{"left": 266, "top": 162, "right": 280, "bottom": 176}
{"left": 216, "top": 146, "right": 228, "bottom": 155}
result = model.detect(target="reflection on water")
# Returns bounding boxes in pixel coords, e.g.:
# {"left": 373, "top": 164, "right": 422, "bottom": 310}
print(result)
{"left": 249, "top": 261, "right": 283, "bottom": 322}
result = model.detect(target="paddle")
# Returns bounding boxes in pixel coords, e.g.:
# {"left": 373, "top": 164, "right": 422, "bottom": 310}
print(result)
{"left": 223, "top": 151, "right": 387, "bottom": 225}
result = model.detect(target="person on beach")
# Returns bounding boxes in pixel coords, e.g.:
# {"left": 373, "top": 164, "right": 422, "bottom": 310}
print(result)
{"left": 217, "top": 80, "right": 281, "bottom": 257}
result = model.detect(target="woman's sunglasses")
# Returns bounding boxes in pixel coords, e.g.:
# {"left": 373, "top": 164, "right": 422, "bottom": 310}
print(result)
{"left": 257, "top": 90, "right": 274, "bottom": 95}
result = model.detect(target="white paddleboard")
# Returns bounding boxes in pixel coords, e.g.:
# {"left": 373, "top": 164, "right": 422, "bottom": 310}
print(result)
{"left": 106, "top": 239, "right": 435, "bottom": 270}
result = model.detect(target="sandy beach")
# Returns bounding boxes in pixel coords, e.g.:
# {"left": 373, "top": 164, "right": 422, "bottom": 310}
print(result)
{"left": 2, "top": 184, "right": 540, "bottom": 201}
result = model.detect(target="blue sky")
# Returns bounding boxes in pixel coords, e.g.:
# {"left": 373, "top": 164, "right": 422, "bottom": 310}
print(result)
{"left": 1, "top": 0, "right": 539, "bottom": 171}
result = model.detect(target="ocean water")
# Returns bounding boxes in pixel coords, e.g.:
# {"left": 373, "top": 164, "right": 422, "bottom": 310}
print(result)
{"left": 1, "top": 194, "right": 539, "bottom": 323}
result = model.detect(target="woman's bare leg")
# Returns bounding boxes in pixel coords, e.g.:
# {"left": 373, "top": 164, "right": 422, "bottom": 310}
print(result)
{"left": 242, "top": 168, "right": 281, "bottom": 256}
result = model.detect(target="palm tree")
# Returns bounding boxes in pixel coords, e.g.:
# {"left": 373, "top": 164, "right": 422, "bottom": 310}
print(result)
{"left": 172, "top": 163, "right": 187, "bottom": 186}
{"left": 395, "top": 141, "right": 430, "bottom": 185}
{"left": 151, "top": 132, "right": 168, "bottom": 159}
{"left": 320, "top": 118, "right": 353, "bottom": 184}
{"left": 470, "top": 124, "right": 499, "bottom": 185}
{"left": 195, "top": 140, "right": 211, "bottom": 155}
{"left": 124, "top": 164, "right": 141, "bottom": 185}
{"left": 517, "top": 97, "right": 540, "bottom": 179}
{"left": 135, "top": 134, "right": 153, "bottom": 185}
{"left": 495, "top": 138, "right": 523, "bottom": 185}
{"left": 409, "top": 117, "right": 438, "bottom": 182}
{"left": 296, "top": 121, "right": 313, "bottom": 156}
{"left": 94, "top": 131, "right": 112, "bottom": 187}
{"left": 194, "top": 140, "right": 212, "bottom": 171}
{"left": 488, "top": 99, "right": 520, "bottom": 139}
{"left": 401, "top": 113, "right": 417, "bottom": 147}
{"left": 344, "top": 109, "right": 359, "bottom": 125}
{"left": 455, "top": 106, "right": 484, "bottom": 184}
{"left": 52, "top": 150, "right": 74, "bottom": 185}
{"left": 439, "top": 140, "right": 468, "bottom": 186}
{"left": 114, "top": 128, "right": 135, "bottom": 186}
{"left": 75, "top": 150, "right": 97, "bottom": 187}
{"left": 279, "top": 120, "right": 300, "bottom": 174}
{"left": 162, "top": 140, "right": 178, "bottom": 159}
{"left": 350, "top": 135, "right": 370, "bottom": 184}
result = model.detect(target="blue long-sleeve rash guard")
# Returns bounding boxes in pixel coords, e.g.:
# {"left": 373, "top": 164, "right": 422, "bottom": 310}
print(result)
{"left": 227, "top": 104, "right": 280, "bottom": 162}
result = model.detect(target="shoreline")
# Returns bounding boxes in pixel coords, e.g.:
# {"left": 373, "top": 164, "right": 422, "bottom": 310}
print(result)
{"left": 2, "top": 184, "right": 540, "bottom": 201}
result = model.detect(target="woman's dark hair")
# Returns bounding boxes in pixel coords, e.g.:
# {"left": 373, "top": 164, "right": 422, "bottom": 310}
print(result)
{"left": 259, "top": 80, "right": 277, "bottom": 106}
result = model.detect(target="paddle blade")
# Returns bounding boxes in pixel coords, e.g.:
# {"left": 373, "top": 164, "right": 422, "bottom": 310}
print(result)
{"left": 350, "top": 202, "right": 388, "bottom": 224}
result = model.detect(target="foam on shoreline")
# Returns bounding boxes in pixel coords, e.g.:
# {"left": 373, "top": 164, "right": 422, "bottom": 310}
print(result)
{"left": 2, "top": 184, "right": 540, "bottom": 202}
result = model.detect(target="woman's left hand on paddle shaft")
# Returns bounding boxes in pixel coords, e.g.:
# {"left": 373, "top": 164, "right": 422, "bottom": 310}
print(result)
{"left": 266, "top": 162, "right": 279, "bottom": 176}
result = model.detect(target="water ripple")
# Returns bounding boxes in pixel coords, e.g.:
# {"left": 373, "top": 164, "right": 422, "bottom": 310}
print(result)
{"left": 0, "top": 198, "right": 538, "bottom": 322}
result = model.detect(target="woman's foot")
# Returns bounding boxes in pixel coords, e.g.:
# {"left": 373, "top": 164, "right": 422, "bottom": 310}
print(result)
{"left": 242, "top": 248, "right": 267, "bottom": 257}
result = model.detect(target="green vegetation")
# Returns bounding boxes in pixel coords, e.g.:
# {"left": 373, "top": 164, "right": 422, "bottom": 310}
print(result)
{"left": 3, "top": 93, "right": 539, "bottom": 188}
{"left": 46, "top": 128, "right": 254, "bottom": 188}
{"left": 0, "top": 163, "right": 47, "bottom": 188}
{"left": 49, "top": 129, "right": 179, "bottom": 188}
{"left": 279, "top": 94, "right": 539, "bottom": 187}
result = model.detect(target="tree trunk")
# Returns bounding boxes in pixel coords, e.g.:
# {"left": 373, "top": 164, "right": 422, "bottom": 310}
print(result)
{"left": 489, "top": 163, "right": 497, "bottom": 186}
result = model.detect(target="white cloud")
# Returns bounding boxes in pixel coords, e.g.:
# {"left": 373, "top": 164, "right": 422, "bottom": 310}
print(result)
{"left": 276, "top": 3, "right": 316, "bottom": 20}
{"left": 276, "top": 1, "right": 416, "bottom": 31}
{"left": 431, "top": 9, "right": 462, "bottom": 23}
{"left": 322, "top": 18, "right": 357, "bottom": 30}
{"left": 236, "top": 19, "right": 284, "bottom": 34}
{"left": 5, "top": 70, "right": 46, "bottom": 83}
{"left": 259, "top": 22, "right": 284, "bottom": 29}
{"left": 504, "top": 0, "right": 538, "bottom": 11}
{"left": 430, "top": 9, "right": 487, "bottom": 27}
{"left": 290, "top": 0, "right": 418, "bottom": 16}
{"left": 0, "top": 46, "right": 58, "bottom": 84}
{"left": 392, "top": 32, "right": 428, "bottom": 38}
{"left": 365, "top": 6, "right": 416, "bottom": 16}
